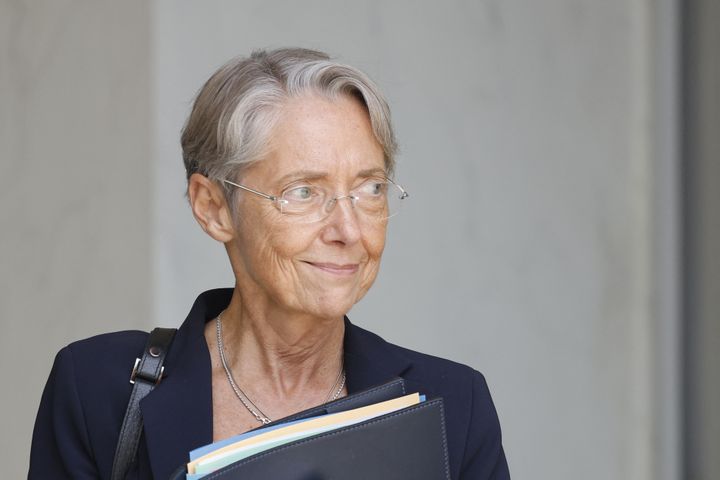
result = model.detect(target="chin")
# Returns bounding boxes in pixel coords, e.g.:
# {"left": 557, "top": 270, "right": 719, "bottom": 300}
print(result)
{"left": 306, "top": 289, "right": 360, "bottom": 320}
{"left": 310, "top": 301, "right": 354, "bottom": 320}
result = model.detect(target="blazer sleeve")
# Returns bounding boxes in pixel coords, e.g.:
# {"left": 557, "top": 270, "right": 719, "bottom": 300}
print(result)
{"left": 460, "top": 371, "right": 511, "bottom": 480}
{"left": 29, "top": 346, "right": 101, "bottom": 479}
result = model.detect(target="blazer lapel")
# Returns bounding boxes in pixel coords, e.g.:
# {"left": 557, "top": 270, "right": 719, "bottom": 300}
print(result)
{"left": 343, "top": 318, "right": 413, "bottom": 394}
{"left": 141, "top": 334, "right": 212, "bottom": 479}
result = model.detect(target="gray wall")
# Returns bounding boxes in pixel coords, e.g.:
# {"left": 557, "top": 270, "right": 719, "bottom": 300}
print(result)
{"left": 1, "top": 1, "right": 690, "bottom": 479}
{"left": 0, "top": 1, "right": 152, "bottom": 476}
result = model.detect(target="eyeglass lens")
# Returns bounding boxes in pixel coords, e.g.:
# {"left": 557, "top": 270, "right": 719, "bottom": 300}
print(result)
{"left": 278, "top": 181, "right": 406, "bottom": 223}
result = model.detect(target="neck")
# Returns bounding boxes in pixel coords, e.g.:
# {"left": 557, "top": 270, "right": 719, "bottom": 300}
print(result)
{"left": 213, "top": 287, "right": 346, "bottom": 399}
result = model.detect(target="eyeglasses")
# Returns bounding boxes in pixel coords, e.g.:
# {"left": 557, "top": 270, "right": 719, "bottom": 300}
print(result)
{"left": 222, "top": 177, "right": 409, "bottom": 224}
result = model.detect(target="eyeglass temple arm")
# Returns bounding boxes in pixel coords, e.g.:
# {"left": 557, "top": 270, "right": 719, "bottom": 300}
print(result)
{"left": 387, "top": 178, "right": 409, "bottom": 199}
{"left": 223, "top": 180, "right": 278, "bottom": 201}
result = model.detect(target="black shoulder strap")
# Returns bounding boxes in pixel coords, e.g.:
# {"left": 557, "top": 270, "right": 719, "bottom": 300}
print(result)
{"left": 111, "top": 327, "right": 177, "bottom": 480}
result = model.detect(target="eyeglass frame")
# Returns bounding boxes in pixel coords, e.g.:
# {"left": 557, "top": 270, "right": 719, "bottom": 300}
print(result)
{"left": 221, "top": 176, "right": 409, "bottom": 221}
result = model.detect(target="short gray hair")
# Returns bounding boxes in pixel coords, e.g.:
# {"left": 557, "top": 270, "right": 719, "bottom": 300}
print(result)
{"left": 181, "top": 48, "right": 398, "bottom": 191}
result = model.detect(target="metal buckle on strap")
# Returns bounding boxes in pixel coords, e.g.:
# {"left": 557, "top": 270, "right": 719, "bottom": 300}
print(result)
{"left": 129, "top": 358, "right": 165, "bottom": 385}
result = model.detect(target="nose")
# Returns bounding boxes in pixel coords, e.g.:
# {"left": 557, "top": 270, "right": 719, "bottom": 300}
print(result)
{"left": 321, "top": 195, "right": 362, "bottom": 245}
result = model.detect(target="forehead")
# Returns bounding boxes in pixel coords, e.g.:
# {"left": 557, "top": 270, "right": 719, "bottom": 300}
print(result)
{"left": 248, "top": 94, "right": 385, "bottom": 185}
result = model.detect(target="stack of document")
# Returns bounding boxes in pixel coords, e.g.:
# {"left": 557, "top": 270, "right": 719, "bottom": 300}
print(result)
{"left": 186, "top": 392, "right": 424, "bottom": 479}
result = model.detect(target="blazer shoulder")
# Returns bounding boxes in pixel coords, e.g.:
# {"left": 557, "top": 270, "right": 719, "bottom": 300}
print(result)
{"left": 65, "top": 329, "right": 149, "bottom": 357}
{"left": 391, "top": 340, "right": 479, "bottom": 377}
{"left": 389, "top": 338, "right": 489, "bottom": 405}
{"left": 61, "top": 329, "right": 151, "bottom": 403}
{"left": 348, "top": 322, "right": 486, "bottom": 402}
{"left": 55, "top": 331, "right": 147, "bottom": 408}
{"left": 354, "top": 323, "right": 481, "bottom": 383}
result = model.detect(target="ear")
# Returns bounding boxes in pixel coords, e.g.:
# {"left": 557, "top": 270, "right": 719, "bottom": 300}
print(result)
{"left": 187, "top": 173, "right": 235, "bottom": 243}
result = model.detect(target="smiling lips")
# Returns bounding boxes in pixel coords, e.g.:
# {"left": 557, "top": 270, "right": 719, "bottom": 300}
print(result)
{"left": 303, "top": 261, "right": 360, "bottom": 276}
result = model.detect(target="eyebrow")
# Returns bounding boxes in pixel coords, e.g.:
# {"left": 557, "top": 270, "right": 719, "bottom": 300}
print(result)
{"left": 277, "top": 170, "right": 327, "bottom": 184}
{"left": 277, "top": 167, "right": 388, "bottom": 185}
{"left": 357, "top": 167, "right": 388, "bottom": 178}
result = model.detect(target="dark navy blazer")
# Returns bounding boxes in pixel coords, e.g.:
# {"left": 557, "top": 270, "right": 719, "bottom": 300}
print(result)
{"left": 30, "top": 289, "right": 510, "bottom": 479}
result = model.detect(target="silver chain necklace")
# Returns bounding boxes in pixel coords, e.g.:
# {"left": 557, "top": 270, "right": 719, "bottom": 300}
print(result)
{"left": 215, "top": 313, "right": 346, "bottom": 425}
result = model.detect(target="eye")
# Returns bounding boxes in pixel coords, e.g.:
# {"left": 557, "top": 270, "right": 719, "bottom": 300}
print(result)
{"left": 283, "top": 185, "right": 317, "bottom": 202}
{"left": 357, "top": 180, "right": 387, "bottom": 197}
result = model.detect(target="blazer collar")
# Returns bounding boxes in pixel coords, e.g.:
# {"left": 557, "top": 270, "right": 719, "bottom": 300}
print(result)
{"left": 343, "top": 317, "right": 413, "bottom": 393}
{"left": 140, "top": 288, "right": 413, "bottom": 479}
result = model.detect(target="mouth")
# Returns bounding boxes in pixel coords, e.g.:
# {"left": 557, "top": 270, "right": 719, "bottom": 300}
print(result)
{"left": 302, "top": 261, "right": 360, "bottom": 276}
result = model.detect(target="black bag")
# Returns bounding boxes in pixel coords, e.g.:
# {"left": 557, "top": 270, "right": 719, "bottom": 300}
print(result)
{"left": 111, "top": 327, "right": 177, "bottom": 480}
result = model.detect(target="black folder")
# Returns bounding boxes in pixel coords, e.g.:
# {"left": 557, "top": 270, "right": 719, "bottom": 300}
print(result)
{"left": 170, "top": 378, "right": 450, "bottom": 479}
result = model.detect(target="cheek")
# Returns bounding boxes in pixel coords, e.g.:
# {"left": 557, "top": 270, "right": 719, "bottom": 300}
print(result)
{"left": 365, "top": 222, "right": 387, "bottom": 260}
{"left": 252, "top": 225, "right": 310, "bottom": 270}
{"left": 360, "top": 224, "right": 387, "bottom": 281}
{"left": 234, "top": 211, "right": 310, "bottom": 282}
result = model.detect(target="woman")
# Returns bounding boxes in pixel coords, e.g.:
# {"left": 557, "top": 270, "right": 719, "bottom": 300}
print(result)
{"left": 30, "top": 48, "right": 510, "bottom": 479}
